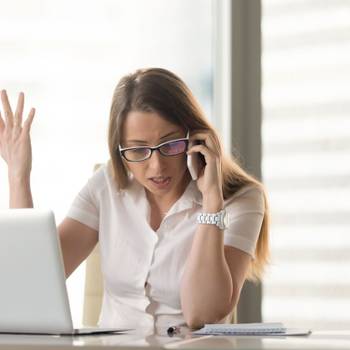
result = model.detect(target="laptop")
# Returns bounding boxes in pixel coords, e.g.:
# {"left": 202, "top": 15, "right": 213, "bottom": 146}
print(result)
{"left": 0, "top": 209, "right": 129, "bottom": 335}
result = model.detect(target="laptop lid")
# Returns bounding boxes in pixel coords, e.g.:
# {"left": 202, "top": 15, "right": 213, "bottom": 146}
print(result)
{"left": 0, "top": 209, "right": 74, "bottom": 334}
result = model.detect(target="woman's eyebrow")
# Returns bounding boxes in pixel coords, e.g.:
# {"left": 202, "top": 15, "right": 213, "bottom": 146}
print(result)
{"left": 126, "top": 131, "right": 181, "bottom": 144}
{"left": 160, "top": 130, "right": 182, "bottom": 140}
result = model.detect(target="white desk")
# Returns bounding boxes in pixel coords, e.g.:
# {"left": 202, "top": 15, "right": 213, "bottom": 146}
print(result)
{"left": 0, "top": 329, "right": 350, "bottom": 349}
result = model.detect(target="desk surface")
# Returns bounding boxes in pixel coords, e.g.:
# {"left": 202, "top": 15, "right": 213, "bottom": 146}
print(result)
{"left": 1, "top": 329, "right": 350, "bottom": 350}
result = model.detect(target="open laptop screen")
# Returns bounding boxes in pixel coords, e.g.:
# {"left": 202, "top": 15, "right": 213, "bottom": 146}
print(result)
{"left": 0, "top": 209, "right": 74, "bottom": 334}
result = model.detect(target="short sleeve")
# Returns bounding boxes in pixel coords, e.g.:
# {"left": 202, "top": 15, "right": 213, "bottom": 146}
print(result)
{"left": 223, "top": 185, "right": 265, "bottom": 258}
{"left": 66, "top": 171, "right": 103, "bottom": 231}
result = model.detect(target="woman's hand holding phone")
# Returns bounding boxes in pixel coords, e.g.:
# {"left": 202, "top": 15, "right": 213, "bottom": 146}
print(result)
{"left": 187, "top": 131, "right": 224, "bottom": 212}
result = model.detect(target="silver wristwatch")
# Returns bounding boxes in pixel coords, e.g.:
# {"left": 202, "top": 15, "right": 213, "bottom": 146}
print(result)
{"left": 197, "top": 209, "right": 229, "bottom": 230}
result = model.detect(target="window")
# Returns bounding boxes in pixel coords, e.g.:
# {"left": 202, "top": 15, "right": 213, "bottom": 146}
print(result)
{"left": 0, "top": 0, "right": 213, "bottom": 324}
{"left": 262, "top": 0, "right": 350, "bottom": 329}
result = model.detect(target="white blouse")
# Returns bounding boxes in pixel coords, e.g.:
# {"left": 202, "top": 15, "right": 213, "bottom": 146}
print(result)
{"left": 67, "top": 164, "right": 264, "bottom": 329}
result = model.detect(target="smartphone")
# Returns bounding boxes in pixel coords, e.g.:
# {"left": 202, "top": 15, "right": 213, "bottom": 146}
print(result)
{"left": 187, "top": 141, "right": 201, "bottom": 180}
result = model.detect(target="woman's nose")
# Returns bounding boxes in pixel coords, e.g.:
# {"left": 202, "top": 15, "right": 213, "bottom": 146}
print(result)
{"left": 148, "top": 149, "right": 166, "bottom": 171}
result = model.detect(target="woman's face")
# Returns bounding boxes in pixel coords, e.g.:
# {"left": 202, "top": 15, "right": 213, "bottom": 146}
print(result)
{"left": 121, "top": 110, "right": 190, "bottom": 199}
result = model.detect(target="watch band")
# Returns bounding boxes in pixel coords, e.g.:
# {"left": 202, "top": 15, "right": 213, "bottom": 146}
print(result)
{"left": 197, "top": 209, "right": 228, "bottom": 230}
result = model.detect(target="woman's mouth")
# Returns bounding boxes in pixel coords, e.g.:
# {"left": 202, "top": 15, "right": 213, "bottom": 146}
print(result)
{"left": 149, "top": 176, "right": 171, "bottom": 189}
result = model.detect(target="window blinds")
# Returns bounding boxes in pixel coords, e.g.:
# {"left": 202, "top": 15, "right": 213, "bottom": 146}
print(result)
{"left": 262, "top": 0, "right": 350, "bottom": 329}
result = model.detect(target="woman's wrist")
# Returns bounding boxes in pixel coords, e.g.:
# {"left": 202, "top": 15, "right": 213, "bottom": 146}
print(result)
{"left": 9, "top": 183, "right": 33, "bottom": 208}
{"left": 8, "top": 173, "right": 31, "bottom": 189}
{"left": 8, "top": 172, "right": 33, "bottom": 208}
{"left": 202, "top": 191, "right": 224, "bottom": 213}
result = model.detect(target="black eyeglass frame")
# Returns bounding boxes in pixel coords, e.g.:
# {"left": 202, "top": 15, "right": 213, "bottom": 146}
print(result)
{"left": 118, "top": 132, "right": 190, "bottom": 162}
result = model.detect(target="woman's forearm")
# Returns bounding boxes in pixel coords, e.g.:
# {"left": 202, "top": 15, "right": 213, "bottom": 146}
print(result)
{"left": 180, "top": 196, "right": 236, "bottom": 329}
{"left": 9, "top": 176, "right": 33, "bottom": 208}
{"left": 180, "top": 224, "right": 235, "bottom": 328}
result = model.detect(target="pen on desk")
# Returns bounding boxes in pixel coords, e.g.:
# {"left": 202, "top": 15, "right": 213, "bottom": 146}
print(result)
{"left": 167, "top": 326, "right": 181, "bottom": 337}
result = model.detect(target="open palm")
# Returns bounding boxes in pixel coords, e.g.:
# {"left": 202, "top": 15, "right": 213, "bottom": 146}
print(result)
{"left": 0, "top": 90, "right": 35, "bottom": 180}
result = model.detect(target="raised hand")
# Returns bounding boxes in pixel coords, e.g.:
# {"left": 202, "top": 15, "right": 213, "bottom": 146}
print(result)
{"left": 0, "top": 90, "right": 35, "bottom": 182}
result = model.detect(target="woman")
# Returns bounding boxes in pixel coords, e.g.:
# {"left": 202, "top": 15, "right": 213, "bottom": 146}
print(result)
{"left": 0, "top": 68, "right": 269, "bottom": 330}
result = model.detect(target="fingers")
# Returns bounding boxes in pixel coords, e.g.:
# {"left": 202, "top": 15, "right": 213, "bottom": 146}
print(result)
{"left": 189, "top": 131, "right": 220, "bottom": 155}
{"left": 1, "top": 90, "right": 14, "bottom": 127}
{"left": 0, "top": 90, "right": 35, "bottom": 132}
{"left": 0, "top": 110, "right": 5, "bottom": 133}
{"left": 14, "top": 92, "right": 24, "bottom": 128}
{"left": 23, "top": 108, "right": 36, "bottom": 132}
{"left": 188, "top": 143, "right": 213, "bottom": 159}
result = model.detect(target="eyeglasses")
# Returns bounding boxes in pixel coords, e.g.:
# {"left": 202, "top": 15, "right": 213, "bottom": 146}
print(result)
{"left": 119, "top": 133, "right": 189, "bottom": 162}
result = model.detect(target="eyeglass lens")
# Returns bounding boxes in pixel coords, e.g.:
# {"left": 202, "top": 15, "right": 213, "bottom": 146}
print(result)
{"left": 159, "top": 140, "right": 187, "bottom": 156}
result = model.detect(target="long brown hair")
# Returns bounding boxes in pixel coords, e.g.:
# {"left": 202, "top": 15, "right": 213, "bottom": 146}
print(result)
{"left": 108, "top": 68, "right": 269, "bottom": 281}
